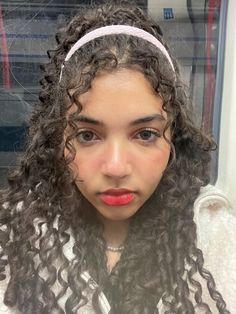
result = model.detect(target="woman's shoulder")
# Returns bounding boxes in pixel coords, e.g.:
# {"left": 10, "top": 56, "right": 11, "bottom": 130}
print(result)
{"left": 0, "top": 274, "right": 19, "bottom": 314}
{"left": 193, "top": 184, "right": 236, "bottom": 250}
{"left": 193, "top": 184, "right": 236, "bottom": 312}
{"left": 0, "top": 287, "right": 11, "bottom": 314}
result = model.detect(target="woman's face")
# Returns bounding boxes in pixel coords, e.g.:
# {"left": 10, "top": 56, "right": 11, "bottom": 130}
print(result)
{"left": 65, "top": 69, "right": 171, "bottom": 222}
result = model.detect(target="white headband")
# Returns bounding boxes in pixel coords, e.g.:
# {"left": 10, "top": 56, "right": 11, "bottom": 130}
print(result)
{"left": 59, "top": 25, "right": 174, "bottom": 82}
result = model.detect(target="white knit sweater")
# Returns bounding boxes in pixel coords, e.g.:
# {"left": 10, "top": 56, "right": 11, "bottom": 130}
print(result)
{"left": 0, "top": 185, "right": 235, "bottom": 313}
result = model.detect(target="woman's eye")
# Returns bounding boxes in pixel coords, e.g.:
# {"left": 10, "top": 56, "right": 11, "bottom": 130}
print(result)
{"left": 76, "top": 130, "right": 98, "bottom": 143}
{"left": 135, "top": 129, "right": 160, "bottom": 142}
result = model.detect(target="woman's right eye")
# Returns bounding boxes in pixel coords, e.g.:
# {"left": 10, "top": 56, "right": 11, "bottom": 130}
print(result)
{"left": 76, "top": 130, "right": 99, "bottom": 143}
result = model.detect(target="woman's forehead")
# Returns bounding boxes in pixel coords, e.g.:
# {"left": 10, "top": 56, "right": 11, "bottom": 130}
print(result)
{"left": 68, "top": 68, "right": 167, "bottom": 122}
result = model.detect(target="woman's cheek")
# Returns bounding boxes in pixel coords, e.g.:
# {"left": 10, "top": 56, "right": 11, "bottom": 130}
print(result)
{"left": 142, "top": 150, "right": 169, "bottom": 185}
{"left": 72, "top": 154, "right": 99, "bottom": 181}
{"left": 149, "top": 146, "right": 170, "bottom": 169}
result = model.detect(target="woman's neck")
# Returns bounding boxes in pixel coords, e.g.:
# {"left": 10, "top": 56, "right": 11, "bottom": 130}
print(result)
{"left": 97, "top": 214, "right": 130, "bottom": 247}
{"left": 99, "top": 217, "right": 130, "bottom": 274}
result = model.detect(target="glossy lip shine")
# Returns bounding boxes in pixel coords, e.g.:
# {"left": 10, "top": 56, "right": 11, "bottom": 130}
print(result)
{"left": 99, "top": 189, "right": 135, "bottom": 206}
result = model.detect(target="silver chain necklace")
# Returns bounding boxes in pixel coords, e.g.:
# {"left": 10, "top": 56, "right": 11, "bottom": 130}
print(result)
{"left": 97, "top": 239, "right": 125, "bottom": 252}
{"left": 106, "top": 244, "right": 125, "bottom": 252}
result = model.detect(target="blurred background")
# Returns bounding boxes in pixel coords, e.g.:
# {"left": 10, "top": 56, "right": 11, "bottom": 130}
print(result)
{"left": 0, "top": 1, "right": 229, "bottom": 192}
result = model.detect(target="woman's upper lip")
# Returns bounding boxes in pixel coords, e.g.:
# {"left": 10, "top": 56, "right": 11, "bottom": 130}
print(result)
{"left": 100, "top": 188, "right": 134, "bottom": 195}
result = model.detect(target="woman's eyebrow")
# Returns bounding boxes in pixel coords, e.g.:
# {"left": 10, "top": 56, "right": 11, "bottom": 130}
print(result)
{"left": 75, "top": 113, "right": 165, "bottom": 126}
{"left": 130, "top": 113, "right": 165, "bottom": 125}
{"left": 75, "top": 115, "right": 103, "bottom": 125}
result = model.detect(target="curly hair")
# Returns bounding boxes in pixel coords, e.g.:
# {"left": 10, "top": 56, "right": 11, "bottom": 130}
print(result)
{"left": 0, "top": 1, "right": 230, "bottom": 313}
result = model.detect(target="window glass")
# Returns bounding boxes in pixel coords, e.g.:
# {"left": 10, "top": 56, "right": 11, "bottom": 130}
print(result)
{"left": 148, "top": 0, "right": 227, "bottom": 182}
{"left": 0, "top": 0, "right": 227, "bottom": 186}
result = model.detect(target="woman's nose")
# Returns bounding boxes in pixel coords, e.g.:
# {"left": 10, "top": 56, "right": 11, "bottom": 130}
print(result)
{"left": 101, "top": 141, "right": 132, "bottom": 178}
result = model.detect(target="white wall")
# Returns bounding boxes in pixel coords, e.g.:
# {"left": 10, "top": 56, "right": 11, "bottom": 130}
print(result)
{"left": 216, "top": 0, "right": 236, "bottom": 214}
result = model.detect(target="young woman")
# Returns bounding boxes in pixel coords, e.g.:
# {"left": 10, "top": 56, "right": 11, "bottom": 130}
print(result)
{"left": 0, "top": 2, "right": 235, "bottom": 313}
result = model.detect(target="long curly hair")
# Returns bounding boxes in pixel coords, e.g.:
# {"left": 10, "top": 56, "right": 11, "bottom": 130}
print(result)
{"left": 0, "top": 1, "right": 230, "bottom": 313}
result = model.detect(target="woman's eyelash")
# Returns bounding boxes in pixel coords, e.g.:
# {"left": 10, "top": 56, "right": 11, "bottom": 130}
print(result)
{"left": 75, "top": 128, "right": 161, "bottom": 144}
{"left": 76, "top": 129, "right": 98, "bottom": 143}
{"left": 134, "top": 128, "right": 161, "bottom": 142}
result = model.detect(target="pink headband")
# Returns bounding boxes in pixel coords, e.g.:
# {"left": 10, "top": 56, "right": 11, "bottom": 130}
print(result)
{"left": 59, "top": 25, "right": 175, "bottom": 82}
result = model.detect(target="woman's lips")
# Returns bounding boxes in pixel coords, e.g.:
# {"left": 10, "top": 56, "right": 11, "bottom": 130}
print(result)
{"left": 99, "top": 189, "right": 135, "bottom": 205}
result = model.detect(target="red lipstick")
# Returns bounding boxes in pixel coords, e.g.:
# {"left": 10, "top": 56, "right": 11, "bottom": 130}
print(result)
{"left": 99, "top": 189, "right": 135, "bottom": 206}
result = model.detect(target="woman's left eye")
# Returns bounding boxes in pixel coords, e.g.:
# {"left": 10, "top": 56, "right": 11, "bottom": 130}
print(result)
{"left": 135, "top": 129, "right": 160, "bottom": 142}
{"left": 76, "top": 130, "right": 98, "bottom": 143}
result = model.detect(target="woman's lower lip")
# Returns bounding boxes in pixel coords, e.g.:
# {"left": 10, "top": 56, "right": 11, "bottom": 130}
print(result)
{"left": 99, "top": 193, "right": 134, "bottom": 205}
